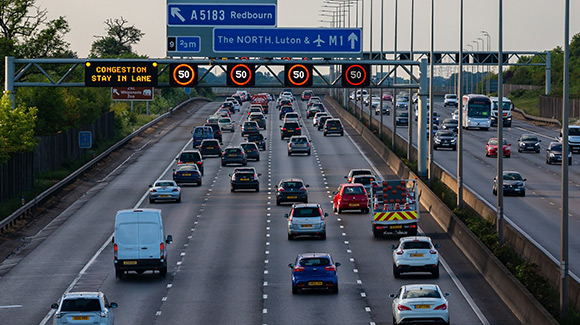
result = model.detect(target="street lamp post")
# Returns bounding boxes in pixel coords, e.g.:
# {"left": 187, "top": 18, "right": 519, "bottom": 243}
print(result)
{"left": 467, "top": 44, "right": 474, "bottom": 93}
{"left": 428, "top": 0, "right": 434, "bottom": 185}
{"left": 392, "top": 0, "right": 399, "bottom": 152}
{"left": 561, "top": 0, "right": 570, "bottom": 318}
{"left": 457, "top": 0, "right": 464, "bottom": 210}
{"left": 408, "top": 0, "right": 414, "bottom": 162}
{"left": 482, "top": 31, "right": 491, "bottom": 94}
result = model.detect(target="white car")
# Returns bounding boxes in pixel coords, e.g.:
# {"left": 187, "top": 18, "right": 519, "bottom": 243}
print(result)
{"left": 149, "top": 180, "right": 181, "bottom": 203}
{"left": 391, "top": 236, "right": 440, "bottom": 278}
{"left": 390, "top": 284, "right": 450, "bottom": 325}
{"left": 364, "top": 95, "right": 380, "bottom": 107}
{"left": 225, "top": 97, "right": 241, "bottom": 111}
{"left": 313, "top": 112, "right": 329, "bottom": 127}
{"left": 51, "top": 292, "right": 117, "bottom": 325}
{"left": 283, "top": 112, "right": 300, "bottom": 124}
{"left": 444, "top": 93, "right": 458, "bottom": 107}
{"left": 218, "top": 117, "right": 235, "bottom": 132}
{"left": 451, "top": 109, "right": 459, "bottom": 120}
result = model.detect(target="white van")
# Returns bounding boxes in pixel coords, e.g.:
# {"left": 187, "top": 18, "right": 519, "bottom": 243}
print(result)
{"left": 113, "top": 209, "right": 173, "bottom": 279}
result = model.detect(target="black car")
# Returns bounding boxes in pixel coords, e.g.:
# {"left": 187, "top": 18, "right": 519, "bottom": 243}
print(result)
{"left": 546, "top": 141, "right": 572, "bottom": 165}
{"left": 317, "top": 116, "right": 332, "bottom": 130}
{"left": 306, "top": 106, "right": 323, "bottom": 119}
{"left": 176, "top": 150, "right": 204, "bottom": 175}
{"left": 441, "top": 118, "right": 458, "bottom": 132}
{"left": 221, "top": 147, "right": 247, "bottom": 166}
{"left": 281, "top": 121, "right": 301, "bottom": 139}
{"left": 241, "top": 121, "right": 260, "bottom": 137}
{"left": 204, "top": 123, "right": 223, "bottom": 143}
{"left": 220, "top": 102, "right": 236, "bottom": 115}
{"left": 279, "top": 106, "right": 294, "bottom": 120}
{"left": 276, "top": 179, "right": 309, "bottom": 205}
{"left": 230, "top": 167, "right": 261, "bottom": 192}
{"left": 323, "top": 119, "right": 344, "bottom": 136}
{"left": 517, "top": 134, "right": 541, "bottom": 153}
{"left": 199, "top": 139, "right": 222, "bottom": 157}
{"left": 248, "top": 113, "right": 267, "bottom": 129}
{"left": 240, "top": 142, "right": 260, "bottom": 161}
{"left": 248, "top": 133, "right": 266, "bottom": 151}
{"left": 493, "top": 171, "right": 526, "bottom": 196}
{"left": 173, "top": 164, "right": 202, "bottom": 186}
{"left": 395, "top": 112, "right": 409, "bottom": 126}
{"left": 433, "top": 130, "right": 457, "bottom": 150}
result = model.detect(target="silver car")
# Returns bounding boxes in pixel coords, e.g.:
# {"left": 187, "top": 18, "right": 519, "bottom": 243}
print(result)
{"left": 218, "top": 117, "right": 235, "bottom": 132}
{"left": 287, "top": 136, "right": 311, "bottom": 156}
{"left": 286, "top": 203, "right": 327, "bottom": 240}
{"left": 149, "top": 180, "right": 181, "bottom": 203}
{"left": 390, "top": 284, "right": 450, "bottom": 325}
{"left": 313, "top": 112, "right": 329, "bottom": 127}
{"left": 51, "top": 292, "right": 117, "bottom": 325}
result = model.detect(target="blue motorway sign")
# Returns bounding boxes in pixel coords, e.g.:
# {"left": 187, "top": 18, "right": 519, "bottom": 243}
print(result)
{"left": 213, "top": 28, "right": 362, "bottom": 55}
{"left": 168, "top": 4, "right": 276, "bottom": 26}
{"left": 79, "top": 131, "right": 92, "bottom": 149}
{"left": 168, "top": 36, "right": 201, "bottom": 53}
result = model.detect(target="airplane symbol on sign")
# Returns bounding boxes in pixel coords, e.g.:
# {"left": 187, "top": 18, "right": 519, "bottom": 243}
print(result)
{"left": 313, "top": 35, "right": 325, "bottom": 47}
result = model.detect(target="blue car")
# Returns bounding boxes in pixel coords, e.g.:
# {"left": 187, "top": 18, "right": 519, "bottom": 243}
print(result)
{"left": 288, "top": 253, "right": 341, "bottom": 294}
{"left": 172, "top": 164, "right": 202, "bottom": 186}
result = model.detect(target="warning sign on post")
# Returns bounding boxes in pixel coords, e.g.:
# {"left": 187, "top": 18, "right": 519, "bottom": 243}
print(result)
{"left": 85, "top": 61, "right": 158, "bottom": 87}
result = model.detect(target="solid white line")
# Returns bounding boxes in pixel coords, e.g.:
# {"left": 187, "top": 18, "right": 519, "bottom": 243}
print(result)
{"left": 39, "top": 138, "right": 194, "bottom": 325}
{"left": 0, "top": 305, "right": 22, "bottom": 309}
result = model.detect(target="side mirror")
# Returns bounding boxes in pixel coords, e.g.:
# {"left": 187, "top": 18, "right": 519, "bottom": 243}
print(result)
{"left": 434, "top": 244, "right": 441, "bottom": 249}
{"left": 335, "top": 262, "right": 341, "bottom": 267}
{"left": 229, "top": 174, "right": 232, "bottom": 177}
{"left": 344, "top": 176, "right": 347, "bottom": 179}
{"left": 172, "top": 169, "right": 175, "bottom": 172}
{"left": 51, "top": 303, "right": 59, "bottom": 309}
{"left": 284, "top": 214, "right": 289, "bottom": 218}
{"left": 305, "top": 184, "right": 310, "bottom": 188}
{"left": 389, "top": 294, "right": 396, "bottom": 299}
{"left": 523, "top": 178, "right": 527, "bottom": 181}
{"left": 288, "top": 263, "right": 294, "bottom": 268}
{"left": 166, "top": 235, "right": 173, "bottom": 244}
{"left": 264, "top": 138, "right": 267, "bottom": 140}
{"left": 175, "top": 157, "right": 178, "bottom": 161}
{"left": 444, "top": 292, "right": 451, "bottom": 297}
{"left": 108, "top": 303, "right": 118, "bottom": 309}
{"left": 324, "top": 213, "right": 329, "bottom": 217}
{"left": 258, "top": 173, "right": 262, "bottom": 177}
{"left": 111, "top": 236, "right": 115, "bottom": 244}
{"left": 148, "top": 185, "right": 153, "bottom": 188}
{"left": 332, "top": 191, "right": 337, "bottom": 195}
{"left": 390, "top": 245, "right": 397, "bottom": 249}
{"left": 539, "top": 139, "right": 542, "bottom": 142}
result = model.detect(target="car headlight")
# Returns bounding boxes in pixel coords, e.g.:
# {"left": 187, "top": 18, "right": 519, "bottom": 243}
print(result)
{"left": 550, "top": 153, "right": 555, "bottom": 157}
{"left": 434, "top": 138, "right": 441, "bottom": 143}
{"left": 451, "top": 139, "right": 457, "bottom": 143}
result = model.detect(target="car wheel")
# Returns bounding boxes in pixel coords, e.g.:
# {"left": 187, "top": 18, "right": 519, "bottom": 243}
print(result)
{"left": 506, "top": 154, "right": 511, "bottom": 158}
{"left": 432, "top": 265, "right": 440, "bottom": 278}
{"left": 453, "top": 146, "right": 457, "bottom": 151}
{"left": 518, "top": 148, "right": 522, "bottom": 153}
{"left": 408, "top": 228, "right": 418, "bottom": 236}
{"left": 362, "top": 208, "right": 369, "bottom": 214}
{"left": 393, "top": 264, "right": 401, "bottom": 278}
{"left": 198, "top": 181, "right": 202, "bottom": 186}
{"left": 307, "top": 151, "right": 311, "bottom": 156}
{"left": 493, "top": 188, "right": 497, "bottom": 196}
{"left": 569, "top": 159, "right": 573, "bottom": 165}
{"left": 149, "top": 198, "right": 154, "bottom": 204}
{"left": 287, "top": 233, "right": 293, "bottom": 240}
{"left": 393, "top": 316, "right": 398, "bottom": 325}
{"left": 373, "top": 229, "right": 381, "bottom": 239}
{"left": 160, "top": 266, "right": 167, "bottom": 277}
{"left": 337, "top": 207, "right": 342, "bottom": 214}
{"left": 221, "top": 162, "right": 226, "bottom": 166}
{"left": 231, "top": 187, "right": 235, "bottom": 193}
{"left": 276, "top": 200, "right": 281, "bottom": 206}
{"left": 340, "top": 132, "right": 344, "bottom": 136}
{"left": 176, "top": 197, "right": 181, "bottom": 203}
{"left": 255, "top": 186, "right": 260, "bottom": 192}
{"left": 242, "top": 162, "right": 247, "bottom": 166}
{"left": 332, "top": 204, "right": 337, "bottom": 213}
{"left": 323, "top": 132, "right": 327, "bottom": 136}
{"left": 332, "top": 283, "right": 338, "bottom": 294}
{"left": 287, "top": 151, "right": 291, "bottom": 156}
{"left": 320, "top": 232, "right": 326, "bottom": 240}
{"left": 292, "top": 285, "right": 298, "bottom": 294}
{"left": 546, "top": 158, "right": 551, "bottom": 165}
{"left": 521, "top": 190, "right": 526, "bottom": 197}
{"left": 115, "top": 268, "right": 123, "bottom": 279}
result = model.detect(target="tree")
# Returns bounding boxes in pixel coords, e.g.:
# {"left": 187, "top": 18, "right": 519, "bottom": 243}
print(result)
{"left": 0, "top": 92, "right": 38, "bottom": 164}
{"left": 90, "top": 17, "right": 144, "bottom": 58}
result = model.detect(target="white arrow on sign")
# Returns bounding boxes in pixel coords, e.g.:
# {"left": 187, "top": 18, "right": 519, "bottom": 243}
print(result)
{"left": 348, "top": 33, "right": 358, "bottom": 49}
{"left": 171, "top": 7, "right": 186, "bottom": 23}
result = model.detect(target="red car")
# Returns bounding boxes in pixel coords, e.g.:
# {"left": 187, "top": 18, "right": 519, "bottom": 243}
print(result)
{"left": 485, "top": 138, "right": 511, "bottom": 158}
{"left": 332, "top": 183, "right": 369, "bottom": 214}
{"left": 382, "top": 93, "right": 393, "bottom": 102}
{"left": 301, "top": 90, "right": 314, "bottom": 101}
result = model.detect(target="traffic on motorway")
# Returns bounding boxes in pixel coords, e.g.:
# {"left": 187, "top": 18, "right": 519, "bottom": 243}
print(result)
{"left": 0, "top": 90, "right": 519, "bottom": 325}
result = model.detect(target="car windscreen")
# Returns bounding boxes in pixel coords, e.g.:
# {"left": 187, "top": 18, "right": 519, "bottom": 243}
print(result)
{"left": 402, "top": 241, "right": 431, "bottom": 249}
{"left": 299, "top": 258, "right": 330, "bottom": 267}
{"left": 352, "top": 176, "right": 374, "bottom": 185}
{"left": 61, "top": 298, "right": 102, "bottom": 312}
{"left": 403, "top": 289, "right": 441, "bottom": 299}
{"left": 292, "top": 208, "right": 321, "bottom": 218}
{"left": 281, "top": 182, "right": 303, "bottom": 188}
{"left": 438, "top": 131, "right": 455, "bottom": 137}
{"left": 520, "top": 135, "right": 537, "bottom": 141}
{"left": 248, "top": 134, "right": 263, "bottom": 141}
{"left": 291, "top": 138, "right": 307, "bottom": 144}
{"left": 219, "top": 118, "right": 231, "bottom": 123}
{"left": 326, "top": 120, "right": 341, "bottom": 126}
{"left": 569, "top": 128, "right": 580, "bottom": 136}
{"left": 225, "top": 149, "right": 241, "bottom": 154}
{"left": 155, "top": 182, "right": 175, "bottom": 187}
{"left": 241, "top": 144, "right": 257, "bottom": 151}
{"left": 503, "top": 173, "right": 523, "bottom": 181}
{"left": 551, "top": 143, "right": 562, "bottom": 151}
{"left": 443, "top": 119, "right": 458, "bottom": 125}
{"left": 180, "top": 153, "right": 200, "bottom": 162}
{"left": 284, "top": 122, "right": 299, "bottom": 128}
{"left": 177, "top": 165, "right": 198, "bottom": 172}
{"left": 343, "top": 186, "right": 365, "bottom": 195}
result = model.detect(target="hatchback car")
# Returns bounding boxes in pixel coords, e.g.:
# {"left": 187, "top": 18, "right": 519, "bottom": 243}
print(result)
{"left": 286, "top": 203, "right": 327, "bottom": 240}
{"left": 220, "top": 102, "right": 236, "bottom": 115}
{"left": 221, "top": 147, "right": 247, "bottom": 166}
{"left": 248, "top": 133, "right": 267, "bottom": 151}
{"left": 493, "top": 171, "right": 527, "bottom": 196}
{"left": 176, "top": 150, "right": 204, "bottom": 175}
{"left": 280, "top": 121, "right": 301, "bottom": 139}
{"left": 396, "top": 112, "right": 409, "bottom": 126}
{"left": 485, "top": 138, "right": 511, "bottom": 158}
{"left": 546, "top": 141, "right": 572, "bottom": 165}
{"left": 313, "top": 112, "right": 329, "bottom": 127}
{"left": 306, "top": 106, "right": 323, "bottom": 119}
{"left": 276, "top": 179, "right": 309, "bottom": 205}
{"left": 230, "top": 167, "right": 260, "bottom": 192}
{"left": 433, "top": 130, "right": 457, "bottom": 150}
{"left": 323, "top": 119, "right": 344, "bottom": 136}
{"left": 199, "top": 139, "right": 222, "bottom": 157}
{"left": 248, "top": 112, "right": 267, "bottom": 129}
{"left": 218, "top": 117, "right": 235, "bottom": 132}
{"left": 279, "top": 105, "right": 294, "bottom": 120}
{"left": 390, "top": 284, "right": 450, "bottom": 325}
{"left": 240, "top": 142, "right": 260, "bottom": 161}
{"left": 301, "top": 90, "right": 314, "bottom": 101}
{"left": 149, "top": 180, "right": 181, "bottom": 203}
{"left": 333, "top": 183, "right": 369, "bottom": 213}
{"left": 317, "top": 116, "right": 332, "bottom": 131}
{"left": 51, "top": 292, "right": 117, "bottom": 325}
{"left": 517, "top": 134, "right": 541, "bottom": 153}
{"left": 287, "top": 136, "right": 311, "bottom": 155}
{"left": 241, "top": 121, "right": 260, "bottom": 136}
{"left": 391, "top": 236, "right": 440, "bottom": 278}
{"left": 451, "top": 109, "right": 459, "bottom": 120}
{"left": 283, "top": 112, "right": 300, "bottom": 124}
{"left": 345, "top": 168, "right": 373, "bottom": 182}
{"left": 172, "top": 164, "right": 202, "bottom": 186}
{"left": 289, "top": 253, "right": 340, "bottom": 294}
{"left": 440, "top": 118, "right": 458, "bottom": 132}
{"left": 443, "top": 93, "right": 458, "bottom": 107}
{"left": 349, "top": 175, "right": 376, "bottom": 197}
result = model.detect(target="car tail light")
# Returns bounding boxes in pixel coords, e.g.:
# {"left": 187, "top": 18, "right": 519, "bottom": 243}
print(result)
{"left": 293, "top": 265, "right": 305, "bottom": 272}
{"left": 160, "top": 242, "right": 165, "bottom": 259}
{"left": 296, "top": 127, "right": 301, "bottom": 131}
{"left": 324, "top": 265, "right": 336, "bottom": 271}
{"left": 396, "top": 249, "right": 404, "bottom": 255}
{"left": 196, "top": 161, "right": 202, "bottom": 165}
{"left": 299, "top": 187, "right": 307, "bottom": 191}
{"left": 278, "top": 187, "right": 285, "bottom": 192}
{"left": 172, "top": 188, "right": 179, "bottom": 192}
{"left": 434, "top": 303, "right": 447, "bottom": 310}
{"left": 282, "top": 128, "right": 287, "bottom": 131}
{"left": 430, "top": 250, "right": 438, "bottom": 254}
{"left": 150, "top": 189, "right": 157, "bottom": 192}
{"left": 306, "top": 142, "right": 310, "bottom": 147}
{"left": 177, "top": 161, "right": 183, "bottom": 165}
{"left": 114, "top": 244, "right": 118, "bottom": 260}
{"left": 398, "top": 304, "right": 412, "bottom": 311}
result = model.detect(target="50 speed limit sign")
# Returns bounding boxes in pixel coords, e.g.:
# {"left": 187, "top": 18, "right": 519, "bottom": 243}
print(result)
{"left": 341, "top": 64, "right": 371, "bottom": 87}
{"left": 169, "top": 63, "right": 198, "bottom": 87}
{"left": 227, "top": 63, "right": 255, "bottom": 87}
{"left": 284, "top": 64, "right": 313, "bottom": 87}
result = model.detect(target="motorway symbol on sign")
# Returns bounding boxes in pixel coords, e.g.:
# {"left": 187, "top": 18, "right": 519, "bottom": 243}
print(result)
{"left": 168, "top": 4, "right": 276, "bottom": 26}
{"left": 213, "top": 28, "right": 362, "bottom": 55}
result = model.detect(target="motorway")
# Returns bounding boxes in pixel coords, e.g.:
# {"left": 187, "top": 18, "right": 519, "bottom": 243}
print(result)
{"left": 359, "top": 94, "right": 580, "bottom": 279}
{"left": 0, "top": 97, "right": 520, "bottom": 324}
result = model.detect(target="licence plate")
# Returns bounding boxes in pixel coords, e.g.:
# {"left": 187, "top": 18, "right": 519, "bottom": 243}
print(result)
{"left": 288, "top": 130, "right": 294, "bottom": 132}
{"left": 241, "top": 178, "right": 250, "bottom": 181}
{"left": 160, "top": 195, "right": 170, "bottom": 198}
{"left": 442, "top": 143, "right": 449, "bottom": 146}
{"left": 308, "top": 281, "right": 323, "bottom": 286}
{"left": 229, "top": 154, "right": 236, "bottom": 156}
{"left": 411, "top": 253, "right": 424, "bottom": 257}
{"left": 349, "top": 203, "right": 359, "bottom": 207}
{"left": 207, "top": 147, "right": 214, "bottom": 149}
{"left": 72, "top": 316, "right": 90, "bottom": 320}
{"left": 415, "top": 305, "right": 431, "bottom": 309}
{"left": 123, "top": 261, "right": 137, "bottom": 265}
{"left": 331, "top": 127, "right": 337, "bottom": 130}
{"left": 287, "top": 196, "right": 298, "bottom": 199}
{"left": 390, "top": 225, "right": 402, "bottom": 229}
{"left": 302, "top": 224, "right": 312, "bottom": 228}
{"left": 183, "top": 173, "right": 191, "bottom": 176}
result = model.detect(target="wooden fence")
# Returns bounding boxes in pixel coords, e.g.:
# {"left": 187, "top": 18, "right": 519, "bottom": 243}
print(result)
{"left": 0, "top": 112, "right": 115, "bottom": 202}
{"left": 538, "top": 95, "right": 580, "bottom": 120}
